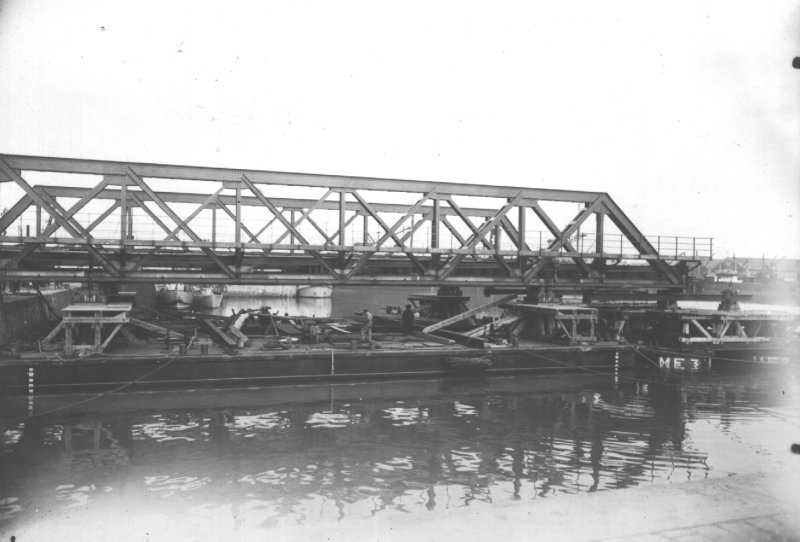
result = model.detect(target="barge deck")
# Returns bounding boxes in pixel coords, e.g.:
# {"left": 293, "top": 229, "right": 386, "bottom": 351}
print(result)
{"left": 0, "top": 334, "right": 633, "bottom": 393}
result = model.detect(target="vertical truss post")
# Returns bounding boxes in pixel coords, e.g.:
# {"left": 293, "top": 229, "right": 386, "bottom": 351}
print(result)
{"left": 212, "top": 206, "right": 217, "bottom": 247}
{"left": 596, "top": 211, "right": 605, "bottom": 276}
{"left": 235, "top": 181, "right": 242, "bottom": 245}
{"left": 290, "top": 210, "right": 296, "bottom": 253}
{"left": 338, "top": 190, "right": 346, "bottom": 269}
{"left": 362, "top": 214, "right": 368, "bottom": 245}
{"left": 432, "top": 197, "right": 440, "bottom": 271}
{"left": 518, "top": 205, "right": 526, "bottom": 273}
{"left": 127, "top": 206, "right": 133, "bottom": 239}
{"left": 120, "top": 174, "right": 127, "bottom": 243}
{"left": 35, "top": 205, "right": 41, "bottom": 236}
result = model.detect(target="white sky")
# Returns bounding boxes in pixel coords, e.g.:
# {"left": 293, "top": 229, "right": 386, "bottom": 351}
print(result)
{"left": 0, "top": 1, "right": 798, "bottom": 258}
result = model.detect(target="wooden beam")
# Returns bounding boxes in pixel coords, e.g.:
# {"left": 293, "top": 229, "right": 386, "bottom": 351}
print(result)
{"left": 422, "top": 294, "right": 517, "bottom": 333}
{"left": 129, "top": 317, "right": 184, "bottom": 339}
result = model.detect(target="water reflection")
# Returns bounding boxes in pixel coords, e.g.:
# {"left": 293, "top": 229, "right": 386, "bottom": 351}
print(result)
{"left": 1, "top": 370, "right": 798, "bottom": 535}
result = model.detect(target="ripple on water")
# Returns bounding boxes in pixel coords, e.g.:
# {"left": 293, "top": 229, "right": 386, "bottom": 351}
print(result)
{"left": 1, "top": 371, "right": 798, "bottom": 533}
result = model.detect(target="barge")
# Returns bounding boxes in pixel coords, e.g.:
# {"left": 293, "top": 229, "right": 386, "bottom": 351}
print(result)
{"left": 0, "top": 339, "right": 634, "bottom": 393}
{"left": 3, "top": 287, "right": 797, "bottom": 393}
{"left": 611, "top": 306, "right": 800, "bottom": 372}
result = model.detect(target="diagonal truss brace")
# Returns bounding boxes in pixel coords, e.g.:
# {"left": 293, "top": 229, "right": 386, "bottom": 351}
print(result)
{"left": 437, "top": 193, "right": 522, "bottom": 280}
{"left": 9, "top": 180, "right": 113, "bottom": 267}
{"left": 272, "top": 189, "right": 334, "bottom": 245}
{"left": 126, "top": 167, "right": 235, "bottom": 278}
{"left": 602, "top": 196, "right": 681, "bottom": 285}
{"left": 525, "top": 199, "right": 600, "bottom": 281}
{"left": 241, "top": 174, "right": 340, "bottom": 279}
{"left": 0, "top": 159, "right": 120, "bottom": 276}
{"left": 444, "top": 196, "right": 514, "bottom": 275}
{"left": 0, "top": 194, "right": 34, "bottom": 234}
{"left": 345, "top": 189, "right": 434, "bottom": 278}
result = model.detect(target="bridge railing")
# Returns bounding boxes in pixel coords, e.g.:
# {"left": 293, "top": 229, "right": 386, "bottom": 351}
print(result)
{"left": 2, "top": 207, "right": 713, "bottom": 261}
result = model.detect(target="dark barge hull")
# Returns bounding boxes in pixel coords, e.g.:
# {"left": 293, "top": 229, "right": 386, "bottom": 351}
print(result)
{"left": 634, "top": 343, "right": 798, "bottom": 373}
{"left": 0, "top": 345, "right": 634, "bottom": 393}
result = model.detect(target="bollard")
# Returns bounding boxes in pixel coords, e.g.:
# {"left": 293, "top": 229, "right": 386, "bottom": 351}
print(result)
{"left": 350, "top": 340, "right": 357, "bottom": 351}
{"left": 178, "top": 343, "right": 187, "bottom": 355}
{"left": 511, "top": 337, "right": 519, "bottom": 347}
{"left": 200, "top": 343, "right": 209, "bottom": 355}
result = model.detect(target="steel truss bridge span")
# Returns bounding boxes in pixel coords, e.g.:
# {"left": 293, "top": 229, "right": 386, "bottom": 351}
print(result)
{"left": 0, "top": 154, "right": 711, "bottom": 291}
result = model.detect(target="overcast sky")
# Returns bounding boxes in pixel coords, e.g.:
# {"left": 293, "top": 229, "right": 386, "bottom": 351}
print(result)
{"left": 0, "top": 1, "right": 798, "bottom": 259}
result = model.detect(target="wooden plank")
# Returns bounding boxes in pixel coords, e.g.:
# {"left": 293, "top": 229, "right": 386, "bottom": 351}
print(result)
{"left": 40, "top": 322, "right": 64, "bottom": 345}
{"left": 228, "top": 326, "right": 249, "bottom": 348}
{"left": 62, "top": 316, "right": 130, "bottom": 324}
{"left": 129, "top": 317, "right": 184, "bottom": 339}
{"left": 410, "top": 330, "right": 455, "bottom": 345}
{"left": 462, "top": 315, "right": 525, "bottom": 338}
{"left": 422, "top": 294, "right": 517, "bottom": 334}
{"left": 62, "top": 303, "right": 132, "bottom": 312}
{"left": 201, "top": 319, "right": 238, "bottom": 347}
{"left": 119, "top": 326, "right": 143, "bottom": 344}
{"left": 99, "top": 323, "right": 124, "bottom": 351}
{"left": 232, "top": 313, "right": 250, "bottom": 330}
{"left": 507, "top": 302, "right": 597, "bottom": 316}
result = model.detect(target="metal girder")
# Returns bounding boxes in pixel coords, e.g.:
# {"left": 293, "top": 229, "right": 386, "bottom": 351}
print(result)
{"left": 348, "top": 189, "right": 427, "bottom": 275}
{"left": 525, "top": 199, "right": 602, "bottom": 281}
{"left": 0, "top": 153, "right": 705, "bottom": 290}
{"left": 0, "top": 154, "right": 604, "bottom": 203}
{"left": 127, "top": 188, "right": 228, "bottom": 272}
{"left": 441, "top": 216, "right": 468, "bottom": 246}
{"left": 241, "top": 173, "right": 340, "bottom": 279}
{"left": 437, "top": 194, "right": 522, "bottom": 279}
{"left": 125, "top": 167, "right": 236, "bottom": 278}
{"left": 0, "top": 194, "right": 34, "bottom": 233}
{"left": 86, "top": 201, "right": 120, "bottom": 233}
{"left": 164, "top": 187, "right": 225, "bottom": 242}
{"left": 8, "top": 180, "right": 111, "bottom": 267}
{"left": 213, "top": 194, "right": 261, "bottom": 243}
{"left": 602, "top": 195, "right": 682, "bottom": 285}
{"left": 345, "top": 189, "right": 434, "bottom": 278}
{"left": 38, "top": 185, "right": 501, "bottom": 218}
{"left": 272, "top": 189, "right": 333, "bottom": 244}
{"left": 0, "top": 159, "right": 120, "bottom": 276}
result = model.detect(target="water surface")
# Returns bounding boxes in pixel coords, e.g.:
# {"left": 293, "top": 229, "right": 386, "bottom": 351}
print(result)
{"left": 1, "top": 368, "right": 798, "bottom": 540}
